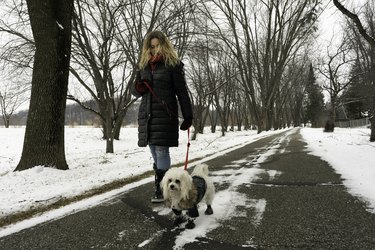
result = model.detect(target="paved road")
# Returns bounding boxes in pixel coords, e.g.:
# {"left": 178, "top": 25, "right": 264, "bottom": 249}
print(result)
{"left": 1, "top": 129, "right": 375, "bottom": 249}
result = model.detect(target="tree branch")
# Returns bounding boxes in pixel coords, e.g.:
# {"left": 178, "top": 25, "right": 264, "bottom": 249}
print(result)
{"left": 333, "top": 0, "right": 375, "bottom": 47}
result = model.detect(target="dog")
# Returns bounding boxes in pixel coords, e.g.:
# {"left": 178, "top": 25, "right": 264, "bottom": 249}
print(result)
{"left": 160, "top": 164, "right": 215, "bottom": 229}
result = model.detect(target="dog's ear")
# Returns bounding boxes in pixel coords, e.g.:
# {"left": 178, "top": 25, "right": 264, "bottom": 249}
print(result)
{"left": 180, "top": 171, "right": 193, "bottom": 201}
{"left": 160, "top": 174, "right": 170, "bottom": 201}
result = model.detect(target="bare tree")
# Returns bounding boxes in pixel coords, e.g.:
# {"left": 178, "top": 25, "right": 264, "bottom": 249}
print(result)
{"left": 186, "top": 41, "right": 212, "bottom": 140}
{"left": 0, "top": 0, "right": 34, "bottom": 116}
{"left": 68, "top": 0, "right": 136, "bottom": 153}
{"left": 211, "top": 50, "right": 237, "bottom": 136}
{"left": 318, "top": 41, "right": 355, "bottom": 131}
{"left": 334, "top": 0, "right": 375, "bottom": 141}
{"left": 0, "top": 78, "right": 29, "bottom": 127}
{"left": 15, "top": 0, "right": 74, "bottom": 171}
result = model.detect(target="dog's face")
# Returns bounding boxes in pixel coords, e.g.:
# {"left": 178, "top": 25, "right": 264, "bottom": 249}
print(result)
{"left": 166, "top": 175, "right": 183, "bottom": 193}
{"left": 161, "top": 168, "right": 193, "bottom": 202}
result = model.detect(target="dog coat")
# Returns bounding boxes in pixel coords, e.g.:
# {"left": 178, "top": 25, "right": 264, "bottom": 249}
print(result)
{"left": 172, "top": 176, "right": 208, "bottom": 217}
{"left": 192, "top": 176, "right": 207, "bottom": 204}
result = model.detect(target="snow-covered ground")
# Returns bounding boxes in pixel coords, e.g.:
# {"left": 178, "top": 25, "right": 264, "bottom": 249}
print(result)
{"left": 0, "top": 126, "right": 374, "bottom": 249}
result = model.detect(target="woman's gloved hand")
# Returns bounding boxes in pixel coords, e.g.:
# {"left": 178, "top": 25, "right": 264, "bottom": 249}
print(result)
{"left": 180, "top": 119, "right": 192, "bottom": 130}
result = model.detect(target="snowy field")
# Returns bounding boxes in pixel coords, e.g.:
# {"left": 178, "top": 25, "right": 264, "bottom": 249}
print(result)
{"left": 0, "top": 126, "right": 374, "bottom": 248}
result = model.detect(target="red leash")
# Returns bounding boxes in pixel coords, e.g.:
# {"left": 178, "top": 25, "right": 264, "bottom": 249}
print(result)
{"left": 184, "top": 128, "right": 191, "bottom": 170}
{"left": 143, "top": 82, "right": 162, "bottom": 104}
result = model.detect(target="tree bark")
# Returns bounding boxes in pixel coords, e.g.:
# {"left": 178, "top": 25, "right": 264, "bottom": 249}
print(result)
{"left": 16, "top": 0, "right": 74, "bottom": 171}
{"left": 371, "top": 89, "right": 375, "bottom": 142}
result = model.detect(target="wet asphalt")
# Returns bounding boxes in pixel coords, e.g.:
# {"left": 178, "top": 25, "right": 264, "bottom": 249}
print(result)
{"left": 0, "top": 128, "right": 375, "bottom": 249}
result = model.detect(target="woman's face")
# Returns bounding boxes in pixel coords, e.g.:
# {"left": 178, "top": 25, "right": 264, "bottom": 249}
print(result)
{"left": 150, "top": 38, "right": 160, "bottom": 56}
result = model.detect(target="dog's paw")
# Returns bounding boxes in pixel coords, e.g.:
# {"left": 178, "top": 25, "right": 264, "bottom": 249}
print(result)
{"left": 185, "top": 219, "right": 195, "bottom": 229}
{"left": 173, "top": 216, "right": 187, "bottom": 226}
{"left": 187, "top": 206, "right": 199, "bottom": 217}
{"left": 204, "top": 205, "right": 213, "bottom": 215}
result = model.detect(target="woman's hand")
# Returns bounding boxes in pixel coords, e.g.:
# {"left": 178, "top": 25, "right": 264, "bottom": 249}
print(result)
{"left": 180, "top": 119, "right": 192, "bottom": 130}
{"left": 135, "top": 80, "right": 151, "bottom": 94}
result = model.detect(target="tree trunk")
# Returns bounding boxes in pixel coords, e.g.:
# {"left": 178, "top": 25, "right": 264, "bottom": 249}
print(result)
{"left": 200, "top": 108, "right": 209, "bottom": 133}
{"left": 324, "top": 94, "right": 337, "bottom": 132}
{"left": 260, "top": 106, "right": 268, "bottom": 132}
{"left": 99, "top": 118, "right": 114, "bottom": 152}
{"left": 257, "top": 118, "right": 263, "bottom": 134}
{"left": 236, "top": 108, "right": 243, "bottom": 131}
{"left": 4, "top": 118, "right": 10, "bottom": 128}
{"left": 113, "top": 109, "right": 127, "bottom": 140}
{"left": 266, "top": 107, "right": 273, "bottom": 131}
{"left": 370, "top": 90, "right": 375, "bottom": 142}
{"left": 324, "top": 109, "right": 335, "bottom": 133}
{"left": 113, "top": 121, "right": 122, "bottom": 140}
{"left": 192, "top": 124, "right": 198, "bottom": 141}
{"left": 16, "top": 0, "right": 74, "bottom": 171}
{"left": 209, "top": 110, "right": 217, "bottom": 133}
{"left": 191, "top": 106, "right": 207, "bottom": 141}
{"left": 104, "top": 103, "right": 114, "bottom": 153}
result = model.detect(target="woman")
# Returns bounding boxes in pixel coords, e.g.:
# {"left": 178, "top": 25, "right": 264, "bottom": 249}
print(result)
{"left": 132, "top": 31, "right": 193, "bottom": 203}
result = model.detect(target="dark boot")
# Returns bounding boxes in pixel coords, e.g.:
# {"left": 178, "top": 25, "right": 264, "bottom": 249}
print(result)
{"left": 151, "top": 164, "right": 166, "bottom": 203}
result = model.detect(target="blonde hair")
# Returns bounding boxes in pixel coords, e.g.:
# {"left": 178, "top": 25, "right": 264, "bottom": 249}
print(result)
{"left": 139, "top": 31, "right": 180, "bottom": 69}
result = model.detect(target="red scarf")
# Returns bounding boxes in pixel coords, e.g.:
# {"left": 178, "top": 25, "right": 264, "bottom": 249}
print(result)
{"left": 149, "top": 54, "right": 163, "bottom": 71}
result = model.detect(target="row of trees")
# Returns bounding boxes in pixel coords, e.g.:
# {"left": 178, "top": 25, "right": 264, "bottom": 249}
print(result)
{"left": 0, "top": 0, "right": 372, "bottom": 171}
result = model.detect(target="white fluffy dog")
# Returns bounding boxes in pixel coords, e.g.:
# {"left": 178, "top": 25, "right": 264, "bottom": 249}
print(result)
{"left": 160, "top": 164, "right": 215, "bottom": 229}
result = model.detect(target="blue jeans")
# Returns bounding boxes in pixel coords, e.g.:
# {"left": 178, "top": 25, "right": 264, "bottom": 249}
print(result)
{"left": 149, "top": 145, "right": 170, "bottom": 170}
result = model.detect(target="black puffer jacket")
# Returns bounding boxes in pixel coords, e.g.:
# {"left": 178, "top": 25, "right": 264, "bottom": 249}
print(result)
{"left": 132, "top": 61, "right": 193, "bottom": 147}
